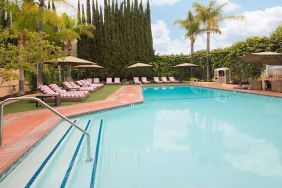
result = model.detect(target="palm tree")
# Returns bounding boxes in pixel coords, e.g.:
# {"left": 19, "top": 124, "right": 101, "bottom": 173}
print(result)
{"left": 175, "top": 10, "right": 200, "bottom": 63}
{"left": 7, "top": 0, "right": 41, "bottom": 95}
{"left": 36, "top": 0, "right": 72, "bottom": 87}
{"left": 193, "top": 0, "right": 244, "bottom": 81}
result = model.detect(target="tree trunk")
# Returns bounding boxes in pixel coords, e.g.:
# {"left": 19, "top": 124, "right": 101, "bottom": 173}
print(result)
{"left": 18, "top": 34, "right": 25, "bottom": 96}
{"left": 66, "top": 40, "right": 73, "bottom": 81}
{"left": 58, "top": 65, "right": 62, "bottom": 83}
{"left": 190, "top": 38, "right": 194, "bottom": 63}
{"left": 36, "top": 0, "right": 45, "bottom": 89}
{"left": 66, "top": 65, "right": 72, "bottom": 81}
{"left": 206, "top": 31, "right": 211, "bottom": 81}
{"left": 67, "top": 40, "right": 72, "bottom": 56}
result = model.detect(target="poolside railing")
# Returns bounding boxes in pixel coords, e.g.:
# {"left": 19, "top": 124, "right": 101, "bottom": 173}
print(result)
{"left": 0, "top": 97, "right": 92, "bottom": 162}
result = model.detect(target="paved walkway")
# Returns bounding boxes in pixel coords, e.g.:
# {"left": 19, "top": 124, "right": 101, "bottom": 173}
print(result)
{"left": 192, "top": 82, "right": 282, "bottom": 98}
{"left": 0, "top": 86, "right": 143, "bottom": 176}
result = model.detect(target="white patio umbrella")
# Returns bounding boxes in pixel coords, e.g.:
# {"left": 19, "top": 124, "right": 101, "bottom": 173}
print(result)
{"left": 46, "top": 56, "right": 96, "bottom": 82}
{"left": 239, "top": 52, "right": 282, "bottom": 65}
{"left": 126, "top": 62, "right": 153, "bottom": 69}
{"left": 173, "top": 63, "right": 199, "bottom": 68}
{"left": 174, "top": 63, "right": 199, "bottom": 77}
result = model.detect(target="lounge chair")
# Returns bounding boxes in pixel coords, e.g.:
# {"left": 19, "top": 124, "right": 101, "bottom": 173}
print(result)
{"left": 49, "top": 84, "right": 89, "bottom": 97}
{"left": 153, "top": 77, "right": 162, "bottom": 83}
{"left": 169, "top": 77, "right": 179, "bottom": 83}
{"left": 79, "top": 80, "right": 101, "bottom": 88}
{"left": 161, "top": 77, "right": 170, "bottom": 83}
{"left": 63, "top": 82, "right": 95, "bottom": 92}
{"left": 93, "top": 78, "right": 100, "bottom": 84}
{"left": 141, "top": 77, "right": 150, "bottom": 84}
{"left": 248, "top": 79, "right": 262, "bottom": 90}
{"left": 39, "top": 85, "right": 87, "bottom": 102}
{"left": 83, "top": 79, "right": 104, "bottom": 87}
{"left": 133, "top": 77, "right": 141, "bottom": 84}
{"left": 106, "top": 78, "right": 113, "bottom": 84}
{"left": 86, "top": 78, "right": 93, "bottom": 84}
{"left": 114, "top": 77, "right": 121, "bottom": 84}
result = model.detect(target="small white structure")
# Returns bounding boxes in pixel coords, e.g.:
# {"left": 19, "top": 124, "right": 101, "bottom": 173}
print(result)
{"left": 214, "top": 68, "right": 231, "bottom": 84}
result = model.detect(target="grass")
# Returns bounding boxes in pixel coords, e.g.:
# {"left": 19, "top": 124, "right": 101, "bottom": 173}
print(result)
{"left": 3, "top": 85, "right": 122, "bottom": 115}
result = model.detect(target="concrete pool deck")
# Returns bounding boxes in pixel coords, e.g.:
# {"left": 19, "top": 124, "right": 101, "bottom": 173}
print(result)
{"left": 0, "top": 85, "right": 143, "bottom": 177}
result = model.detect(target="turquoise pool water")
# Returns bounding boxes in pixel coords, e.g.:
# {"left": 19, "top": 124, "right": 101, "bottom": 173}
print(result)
{"left": 32, "top": 86, "right": 282, "bottom": 187}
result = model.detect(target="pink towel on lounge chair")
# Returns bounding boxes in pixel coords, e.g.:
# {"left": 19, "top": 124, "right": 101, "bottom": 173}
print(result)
{"left": 106, "top": 78, "right": 112, "bottom": 84}
{"left": 153, "top": 77, "right": 162, "bottom": 83}
{"left": 141, "top": 77, "right": 150, "bottom": 84}
{"left": 114, "top": 78, "right": 121, "bottom": 84}
{"left": 133, "top": 77, "right": 141, "bottom": 84}
{"left": 169, "top": 77, "right": 179, "bottom": 83}
{"left": 161, "top": 77, "right": 170, "bottom": 83}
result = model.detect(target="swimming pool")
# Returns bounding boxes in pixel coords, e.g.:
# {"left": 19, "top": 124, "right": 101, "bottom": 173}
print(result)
{"left": 1, "top": 86, "right": 282, "bottom": 188}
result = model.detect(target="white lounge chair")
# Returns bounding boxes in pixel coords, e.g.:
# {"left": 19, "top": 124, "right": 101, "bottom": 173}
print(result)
{"left": 106, "top": 78, "right": 113, "bottom": 84}
{"left": 153, "top": 77, "right": 162, "bottom": 83}
{"left": 169, "top": 77, "right": 179, "bottom": 83}
{"left": 114, "top": 77, "right": 121, "bottom": 84}
{"left": 141, "top": 77, "right": 150, "bottom": 84}
{"left": 93, "top": 78, "right": 100, "bottom": 84}
{"left": 133, "top": 77, "right": 141, "bottom": 84}
{"left": 161, "top": 77, "right": 170, "bottom": 83}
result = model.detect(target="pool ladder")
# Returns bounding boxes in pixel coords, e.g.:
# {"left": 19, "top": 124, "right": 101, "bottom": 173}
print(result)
{"left": 0, "top": 97, "right": 92, "bottom": 162}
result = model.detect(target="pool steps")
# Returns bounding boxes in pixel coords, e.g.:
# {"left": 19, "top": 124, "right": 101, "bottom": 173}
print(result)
{"left": 24, "top": 118, "right": 104, "bottom": 188}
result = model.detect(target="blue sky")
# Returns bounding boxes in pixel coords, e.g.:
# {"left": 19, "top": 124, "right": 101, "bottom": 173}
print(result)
{"left": 63, "top": 0, "right": 282, "bottom": 54}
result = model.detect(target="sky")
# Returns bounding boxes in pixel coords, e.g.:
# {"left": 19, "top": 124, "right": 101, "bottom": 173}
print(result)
{"left": 59, "top": 0, "right": 282, "bottom": 55}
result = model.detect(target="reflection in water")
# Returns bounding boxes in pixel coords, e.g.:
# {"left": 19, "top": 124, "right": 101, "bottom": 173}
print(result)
{"left": 153, "top": 109, "right": 192, "bottom": 151}
{"left": 96, "top": 86, "right": 282, "bottom": 188}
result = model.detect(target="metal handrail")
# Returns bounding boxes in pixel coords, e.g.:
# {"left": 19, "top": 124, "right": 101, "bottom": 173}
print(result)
{"left": 0, "top": 97, "right": 92, "bottom": 162}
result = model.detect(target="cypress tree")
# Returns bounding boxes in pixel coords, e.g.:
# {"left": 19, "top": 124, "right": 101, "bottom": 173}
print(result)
{"left": 0, "top": 0, "right": 5, "bottom": 27}
{"left": 86, "top": 0, "right": 91, "bottom": 24}
{"left": 77, "top": 0, "right": 154, "bottom": 77}
{"left": 92, "top": 0, "right": 95, "bottom": 25}
{"left": 81, "top": 4, "right": 86, "bottom": 24}
{"left": 47, "top": 0, "right": 51, "bottom": 10}
{"left": 77, "top": 0, "right": 81, "bottom": 24}
{"left": 51, "top": 1, "right": 56, "bottom": 11}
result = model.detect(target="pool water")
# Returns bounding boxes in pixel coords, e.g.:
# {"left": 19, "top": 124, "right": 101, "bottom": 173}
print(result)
{"left": 7, "top": 86, "right": 282, "bottom": 188}
{"left": 94, "top": 86, "right": 282, "bottom": 188}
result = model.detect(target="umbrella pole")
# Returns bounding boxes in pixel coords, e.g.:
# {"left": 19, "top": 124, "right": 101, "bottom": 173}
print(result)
{"left": 58, "top": 65, "right": 62, "bottom": 84}
{"left": 66, "top": 64, "right": 72, "bottom": 81}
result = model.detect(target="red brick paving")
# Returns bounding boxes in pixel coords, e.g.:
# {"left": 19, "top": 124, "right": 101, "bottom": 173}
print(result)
{"left": 0, "top": 86, "right": 143, "bottom": 176}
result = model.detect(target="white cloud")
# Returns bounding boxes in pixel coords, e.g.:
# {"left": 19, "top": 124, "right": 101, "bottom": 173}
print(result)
{"left": 150, "top": 0, "right": 182, "bottom": 6}
{"left": 155, "top": 6, "right": 282, "bottom": 54}
{"left": 152, "top": 20, "right": 188, "bottom": 55}
{"left": 216, "top": 0, "right": 240, "bottom": 12}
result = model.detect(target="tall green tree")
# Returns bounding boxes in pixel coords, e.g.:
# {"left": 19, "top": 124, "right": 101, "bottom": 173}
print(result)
{"left": 175, "top": 11, "right": 200, "bottom": 63}
{"left": 193, "top": 0, "right": 244, "bottom": 81}
{"left": 3, "top": 0, "right": 61, "bottom": 95}
{"left": 86, "top": 0, "right": 91, "bottom": 24}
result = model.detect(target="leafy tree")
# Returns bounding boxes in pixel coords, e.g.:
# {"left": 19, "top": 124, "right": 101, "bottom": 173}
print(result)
{"left": 175, "top": 11, "right": 200, "bottom": 63}
{"left": 270, "top": 24, "right": 282, "bottom": 52}
{"left": 0, "top": 29, "right": 61, "bottom": 94}
{"left": 193, "top": 0, "right": 244, "bottom": 81}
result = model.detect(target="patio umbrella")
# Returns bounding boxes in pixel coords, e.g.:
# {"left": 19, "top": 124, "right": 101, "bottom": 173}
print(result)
{"left": 75, "top": 64, "right": 104, "bottom": 69}
{"left": 173, "top": 63, "right": 199, "bottom": 68}
{"left": 46, "top": 56, "right": 96, "bottom": 82}
{"left": 126, "top": 62, "right": 153, "bottom": 69}
{"left": 75, "top": 64, "right": 104, "bottom": 80}
{"left": 173, "top": 63, "right": 199, "bottom": 78}
{"left": 239, "top": 52, "right": 282, "bottom": 65}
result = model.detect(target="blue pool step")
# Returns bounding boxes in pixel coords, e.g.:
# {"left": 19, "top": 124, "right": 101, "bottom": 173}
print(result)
{"left": 25, "top": 118, "right": 104, "bottom": 188}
